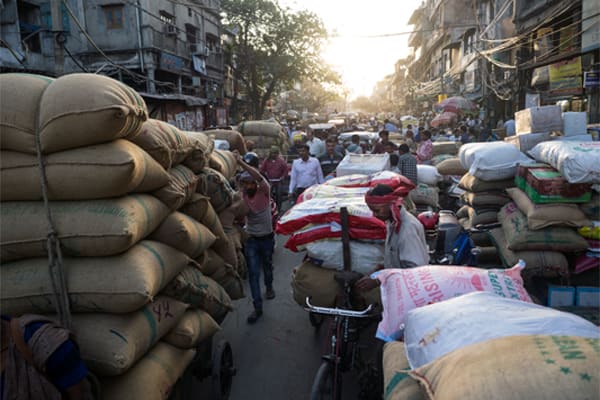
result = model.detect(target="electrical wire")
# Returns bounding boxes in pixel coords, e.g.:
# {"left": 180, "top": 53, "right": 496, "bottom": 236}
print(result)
{"left": 62, "top": 43, "right": 88, "bottom": 72}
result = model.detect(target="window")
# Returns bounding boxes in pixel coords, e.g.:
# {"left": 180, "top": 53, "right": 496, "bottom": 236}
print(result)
{"left": 464, "top": 32, "right": 475, "bottom": 55}
{"left": 102, "top": 4, "right": 124, "bottom": 30}
{"left": 160, "top": 10, "right": 174, "bottom": 25}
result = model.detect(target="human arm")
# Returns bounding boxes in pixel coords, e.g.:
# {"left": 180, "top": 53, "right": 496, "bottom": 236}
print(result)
{"left": 235, "top": 151, "right": 264, "bottom": 182}
{"left": 354, "top": 264, "right": 384, "bottom": 291}
{"left": 315, "top": 159, "right": 325, "bottom": 184}
{"left": 288, "top": 161, "right": 297, "bottom": 193}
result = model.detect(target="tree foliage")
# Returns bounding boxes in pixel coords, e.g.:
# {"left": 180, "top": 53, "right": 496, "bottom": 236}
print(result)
{"left": 222, "top": 0, "right": 340, "bottom": 121}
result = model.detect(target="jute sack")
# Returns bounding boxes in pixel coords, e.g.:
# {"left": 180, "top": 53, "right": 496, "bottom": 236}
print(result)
{"left": 38, "top": 73, "right": 147, "bottom": 153}
{"left": 489, "top": 228, "right": 569, "bottom": 279}
{"left": 164, "top": 266, "right": 233, "bottom": 321}
{"left": 0, "top": 140, "right": 169, "bottom": 201}
{"left": 218, "top": 192, "right": 249, "bottom": 228}
{"left": 408, "top": 184, "right": 439, "bottom": 207}
{"left": 580, "top": 192, "right": 600, "bottom": 220}
{"left": 431, "top": 154, "right": 455, "bottom": 166}
{"left": 461, "top": 191, "right": 511, "bottom": 207}
{"left": 435, "top": 157, "right": 467, "bottom": 176}
{"left": 130, "top": 119, "right": 196, "bottom": 169}
{"left": 0, "top": 73, "right": 54, "bottom": 153}
{"left": 100, "top": 342, "right": 195, "bottom": 400}
{"left": 209, "top": 149, "right": 238, "bottom": 180}
{"left": 196, "top": 168, "right": 236, "bottom": 213}
{"left": 208, "top": 261, "right": 244, "bottom": 300}
{"left": 409, "top": 335, "right": 600, "bottom": 400}
{"left": 206, "top": 129, "right": 247, "bottom": 154}
{"left": 0, "top": 194, "right": 169, "bottom": 262}
{"left": 466, "top": 206, "right": 499, "bottom": 226}
{"left": 291, "top": 261, "right": 339, "bottom": 308}
{"left": 498, "top": 202, "right": 588, "bottom": 252}
{"left": 383, "top": 342, "right": 426, "bottom": 400}
{"left": 237, "top": 120, "right": 283, "bottom": 138}
{"left": 153, "top": 164, "right": 198, "bottom": 211}
{"left": 72, "top": 295, "right": 186, "bottom": 376}
{"left": 458, "top": 173, "right": 515, "bottom": 192}
{"left": 181, "top": 131, "right": 214, "bottom": 174}
{"left": 163, "top": 308, "right": 221, "bottom": 349}
{"left": 507, "top": 187, "right": 591, "bottom": 230}
{"left": 149, "top": 212, "right": 216, "bottom": 258}
{"left": 242, "top": 135, "right": 282, "bottom": 148}
{"left": 431, "top": 141, "right": 459, "bottom": 156}
{"left": 0, "top": 240, "right": 190, "bottom": 315}
{"left": 196, "top": 248, "right": 227, "bottom": 276}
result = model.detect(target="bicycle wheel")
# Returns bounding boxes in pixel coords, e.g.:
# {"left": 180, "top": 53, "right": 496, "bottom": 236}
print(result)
{"left": 310, "top": 361, "right": 341, "bottom": 400}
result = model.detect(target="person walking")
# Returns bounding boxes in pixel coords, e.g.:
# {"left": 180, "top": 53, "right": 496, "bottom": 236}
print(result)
{"left": 416, "top": 130, "right": 433, "bottom": 164}
{"left": 371, "top": 130, "right": 397, "bottom": 154}
{"left": 236, "top": 153, "right": 275, "bottom": 324}
{"left": 318, "top": 137, "right": 344, "bottom": 178}
{"left": 288, "top": 144, "right": 324, "bottom": 199}
{"left": 260, "top": 146, "right": 288, "bottom": 210}
{"left": 396, "top": 144, "right": 418, "bottom": 185}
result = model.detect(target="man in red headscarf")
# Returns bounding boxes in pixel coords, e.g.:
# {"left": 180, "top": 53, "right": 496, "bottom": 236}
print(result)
{"left": 355, "top": 184, "right": 429, "bottom": 291}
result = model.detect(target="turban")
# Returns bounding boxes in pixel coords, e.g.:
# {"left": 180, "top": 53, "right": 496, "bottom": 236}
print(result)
{"left": 364, "top": 187, "right": 405, "bottom": 233}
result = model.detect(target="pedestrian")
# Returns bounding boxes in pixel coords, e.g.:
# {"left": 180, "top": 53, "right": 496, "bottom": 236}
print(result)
{"left": 396, "top": 144, "right": 418, "bottom": 185}
{"left": 288, "top": 143, "right": 324, "bottom": 200}
{"left": 416, "top": 130, "right": 433, "bottom": 164}
{"left": 319, "top": 136, "right": 344, "bottom": 178}
{"left": 372, "top": 130, "right": 397, "bottom": 154}
{"left": 404, "top": 129, "right": 417, "bottom": 153}
{"left": 345, "top": 134, "right": 363, "bottom": 154}
{"left": 287, "top": 131, "right": 306, "bottom": 157}
{"left": 384, "top": 119, "right": 399, "bottom": 133}
{"left": 354, "top": 184, "right": 429, "bottom": 291}
{"left": 1, "top": 314, "right": 91, "bottom": 399}
{"left": 260, "top": 146, "right": 288, "bottom": 210}
{"left": 306, "top": 129, "right": 326, "bottom": 158}
{"left": 236, "top": 153, "right": 275, "bottom": 324}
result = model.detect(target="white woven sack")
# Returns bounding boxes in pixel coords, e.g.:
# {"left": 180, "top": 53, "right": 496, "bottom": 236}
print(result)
{"left": 459, "top": 142, "right": 532, "bottom": 181}
{"left": 528, "top": 141, "right": 600, "bottom": 184}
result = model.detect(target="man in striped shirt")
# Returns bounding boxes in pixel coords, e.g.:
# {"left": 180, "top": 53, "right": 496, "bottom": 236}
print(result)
{"left": 396, "top": 144, "right": 418, "bottom": 185}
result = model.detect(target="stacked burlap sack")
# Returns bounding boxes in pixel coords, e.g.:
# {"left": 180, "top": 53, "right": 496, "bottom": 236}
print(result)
{"left": 382, "top": 291, "right": 599, "bottom": 400}
{"left": 276, "top": 171, "right": 415, "bottom": 309}
{"left": 236, "top": 119, "right": 289, "bottom": 158}
{"left": 409, "top": 165, "right": 443, "bottom": 212}
{"left": 0, "top": 73, "right": 238, "bottom": 399}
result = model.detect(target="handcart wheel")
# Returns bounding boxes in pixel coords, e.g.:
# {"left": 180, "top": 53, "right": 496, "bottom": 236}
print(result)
{"left": 211, "top": 340, "right": 235, "bottom": 400}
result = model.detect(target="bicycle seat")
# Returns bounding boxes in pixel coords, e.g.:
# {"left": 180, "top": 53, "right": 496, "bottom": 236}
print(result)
{"left": 334, "top": 270, "right": 363, "bottom": 286}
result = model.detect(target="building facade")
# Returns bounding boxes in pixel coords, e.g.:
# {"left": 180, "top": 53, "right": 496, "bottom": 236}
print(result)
{"left": 0, "top": 0, "right": 230, "bottom": 128}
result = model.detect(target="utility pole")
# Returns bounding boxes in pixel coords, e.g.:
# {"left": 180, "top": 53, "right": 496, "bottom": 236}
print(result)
{"left": 51, "top": 0, "right": 65, "bottom": 76}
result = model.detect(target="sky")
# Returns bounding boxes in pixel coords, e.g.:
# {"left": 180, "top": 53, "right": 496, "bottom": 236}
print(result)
{"left": 279, "top": 0, "right": 423, "bottom": 99}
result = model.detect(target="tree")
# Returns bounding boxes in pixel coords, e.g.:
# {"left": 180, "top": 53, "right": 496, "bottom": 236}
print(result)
{"left": 222, "top": 0, "right": 340, "bottom": 121}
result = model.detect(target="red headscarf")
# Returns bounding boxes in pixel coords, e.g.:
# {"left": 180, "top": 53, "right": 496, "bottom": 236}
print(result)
{"left": 364, "top": 187, "right": 405, "bottom": 233}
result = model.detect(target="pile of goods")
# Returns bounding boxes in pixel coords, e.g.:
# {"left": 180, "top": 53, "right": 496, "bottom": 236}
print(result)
{"left": 236, "top": 119, "right": 289, "bottom": 158}
{"left": 0, "top": 73, "right": 246, "bottom": 398}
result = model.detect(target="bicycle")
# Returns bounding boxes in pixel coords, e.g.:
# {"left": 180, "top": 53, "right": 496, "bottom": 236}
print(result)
{"left": 304, "top": 271, "right": 381, "bottom": 400}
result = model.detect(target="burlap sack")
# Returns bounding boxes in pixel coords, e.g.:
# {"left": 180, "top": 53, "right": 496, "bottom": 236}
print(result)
{"left": 489, "top": 228, "right": 569, "bottom": 279}
{"left": 435, "top": 157, "right": 467, "bottom": 176}
{"left": 466, "top": 206, "right": 499, "bottom": 226}
{"left": 153, "top": 164, "right": 198, "bottom": 211}
{"left": 197, "top": 248, "right": 227, "bottom": 276}
{"left": 383, "top": 342, "right": 426, "bottom": 400}
{"left": 206, "top": 129, "right": 247, "bottom": 154}
{"left": 462, "top": 191, "right": 511, "bottom": 207}
{"left": 0, "top": 240, "right": 190, "bottom": 314}
{"left": 207, "top": 261, "right": 244, "bottom": 300}
{"left": 217, "top": 192, "right": 249, "bottom": 228}
{"left": 237, "top": 120, "right": 283, "bottom": 138}
{"left": 292, "top": 261, "right": 339, "bottom": 308}
{"left": 498, "top": 202, "right": 588, "bottom": 252}
{"left": 209, "top": 149, "right": 238, "bottom": 180}
{"left": 459, "top": 173, "right": 515, "bottom": 192}
{"left": 431, "top": 154, "right": 455, "bottom": 166}
{"left": 580, "top": 192, "right": 600, "bottom": 220}
{"left": 149, "top": 212, "right": 216, "bottom": 258}
{"left": 0, "top": 73, "right": 54, "bottom": 153}
{"left": 0, "top": 194, "right": 169, "bottom": 262}
{"left": 163, "top": 309, "right": 220, "bottom": 349}
{"left": 431, "top": 141, "right": 459, "bottom": 156}
{"left": 408, "top": 184, "right": 439, "bottom": 207}
{"left": 0, "top": 140, "right": 169, "bottom": 201}
{"left": 100, "top": 342, "right": 195, "bottom": 400}
{"left": 196, "top": 168, "right": 236, "bottom": 213}
{"left": 38, "top": 73, "right": 147, "bottom": 153}
{"left": 242, "top": 135, "right": 282, "bottom": 148}
{"left": 507, "top": 187, "right": 591, "bottom": 230}
{"left": 164, "top": 266, "right": 232, "bottom": 321}
{"left": 130, "top": 119, "right": 197, "bottom": 169}
{"left": 72, "top": 295, "right": 186, "bottom": 376}
{"left": 409, "top": 335, "right": 599, "bottom": 400}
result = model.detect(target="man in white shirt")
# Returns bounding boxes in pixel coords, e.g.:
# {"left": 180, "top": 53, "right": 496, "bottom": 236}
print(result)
{"left": 306, "top": 129, "right": 326, "bottom": 158}
{"left": 289, "top": 144, "right": 324, "bottom": 199}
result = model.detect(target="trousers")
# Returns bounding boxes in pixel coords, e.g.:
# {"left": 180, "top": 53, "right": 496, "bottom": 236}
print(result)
{"left": 244, "top": 235, "right": 274, "bottom": 311}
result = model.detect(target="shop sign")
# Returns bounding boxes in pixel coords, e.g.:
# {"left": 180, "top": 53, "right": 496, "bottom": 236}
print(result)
{"left": 584, "top": 71, "right": 600, "bottom": 88}
{"left": 549, "top": 57, "right": 582, "bottom": 96}
{"left": 160, "top": 52, "right": 184, "bottom": 73}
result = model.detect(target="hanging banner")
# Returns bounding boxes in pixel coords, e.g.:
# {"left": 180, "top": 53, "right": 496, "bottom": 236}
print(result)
{"left": 549, "top": 56, "right": 582, "bottom": 96}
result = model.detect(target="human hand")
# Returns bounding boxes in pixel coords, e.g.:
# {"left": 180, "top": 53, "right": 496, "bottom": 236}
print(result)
{"left": 354, "top": 276, "right": 380, "bottom": 292}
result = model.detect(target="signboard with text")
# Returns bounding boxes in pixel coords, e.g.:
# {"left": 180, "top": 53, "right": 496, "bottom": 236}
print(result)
{"left": 160, "top": 52, "right": 184, "bottom": 74}
{"left": 549, "top": 57, "right": 582, "bottom": 96}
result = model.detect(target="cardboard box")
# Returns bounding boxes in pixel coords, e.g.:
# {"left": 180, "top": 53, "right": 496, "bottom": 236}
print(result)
{"left": 547, "top": 286, "right": 575, "bottom": 307}
{"left": 576, "top": 287, "right": 600, "bottom": 307}
{"left": 504, "top": 132, "right": 551, "bottom": 152}
{"left": 515, "top": 105, "right": 562, "bottom": 135}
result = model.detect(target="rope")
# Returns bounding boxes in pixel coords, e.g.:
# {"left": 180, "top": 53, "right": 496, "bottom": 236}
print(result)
{"left": 33, "top": 97, "right": 72, "bottom": 330}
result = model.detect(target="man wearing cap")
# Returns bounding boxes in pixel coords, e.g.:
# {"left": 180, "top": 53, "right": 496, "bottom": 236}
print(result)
{"left": 260, "top": 146, "right": 288, "bottom": 211}
{"left": 288, "top": 143, "right": 324, "bottom": 200}
{"left": 236, "top": 153, "right": 276, "bottom": 324}
{"left": 355, "top": 184, "right": 429, "bottom": 291}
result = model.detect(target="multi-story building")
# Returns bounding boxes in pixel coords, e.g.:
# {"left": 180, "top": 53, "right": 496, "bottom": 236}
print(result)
{"left": 0, "top": 0, "right": 230, "bottom": 129}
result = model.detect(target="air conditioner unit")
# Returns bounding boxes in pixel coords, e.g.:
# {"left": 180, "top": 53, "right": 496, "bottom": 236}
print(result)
{"left": 164, "top": 24, "right": 177, "bottom": 35}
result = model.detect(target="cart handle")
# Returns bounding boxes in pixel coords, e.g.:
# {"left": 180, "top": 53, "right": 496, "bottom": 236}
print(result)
{"left": 304, "top": 297, "right": 373, "bottom": 318}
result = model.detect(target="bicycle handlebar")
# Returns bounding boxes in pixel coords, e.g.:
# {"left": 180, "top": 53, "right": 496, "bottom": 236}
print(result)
{"left": 304, "top": 297, "right": 374, "bottom": 318}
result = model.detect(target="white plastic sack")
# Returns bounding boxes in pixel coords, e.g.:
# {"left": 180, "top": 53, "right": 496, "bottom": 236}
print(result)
{"left": 528, "top": 141, "right": 600, "bottom": 183}
{"left": 336, "top": 153, "right": 390, "bottom": 177}
{"left": 555, "top": 134, "right": 593, "bottom": 142}
{"left": 213, "top": 139, "right": 230, "bottom": 150}
{"left": 372, "top": 261, "right": 532, "bottom": 342}
{"left": 404, "top": 291, "right": 600, "bottom": 369}
{"left": 515, "top": 105, "right": 562, "bottom": 134}
{"left": 459, "top": 142, "right": 533, "bottom": 181}
{"left": 416, "top": 165, "right": 442, "bottom": 186}
{"left": 306, "top": 240, "right": 384, "bottom": 275}
{"left": 562, "top": 112, "right": 587, "bottom": 136}
{"left": 299, "top": 184, "right": 370, "bottom": 202}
